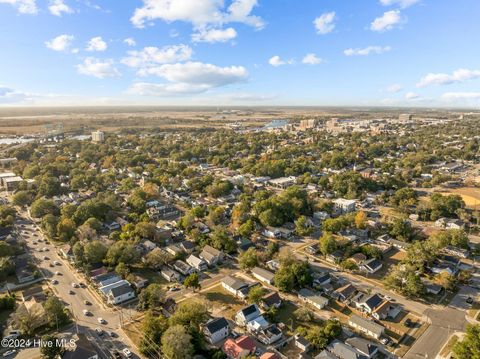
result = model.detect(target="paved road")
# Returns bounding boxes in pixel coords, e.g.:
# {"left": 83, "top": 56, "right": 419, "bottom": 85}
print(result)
{"left": 7, "top": 210, "right": 141, "bottom": 359}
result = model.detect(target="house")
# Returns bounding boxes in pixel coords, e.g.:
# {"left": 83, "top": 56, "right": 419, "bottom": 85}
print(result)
{"left": 350, "top": 253, "right": 367, "bottom": 265}
{"left": 63, "top": 334, "right": 98, "bottom": 359}
{"left": 203, "top": 317, "right": 230, "bottom": 344}
{"left": 251, "top": 267, "right": 275, "bottom": 285}
{"left": 179, "top": 240, "right": 195, "bottom": 253}
{"left": 15, "top": 297, "right": 48, "bottom": 330}
{"left": 326, "top": 250, "right": 344, "bottom": 264}
{"left": 348, "top": 315, "right": 384, "bottom": 339}
{"left": 327, "top": 340, "right": 366, "bottom": 359}
{"left": 357, "top": 293, "right": 384, "bottom": 314}
{"left": 313, "top": 272, "right": 331, "bottom": 287}
{"left": 315, "top": 350, "right": 339, "bottom": 359}
{"left": 161, "top": 267, "right": 182, "bottom": 282}
{"left": 261, "top": 291, "right": 282, "bottom": 310}
{"left": 360, "top": 258, "right": 383, "bottom": 274}
{"left": 166, "top": 244, "right": 183, "bottom": 257}
{"left": 235, "top": 304, "right": 262, "bottom": 326}
{"left": 223, "top": 335, "right": 256, "bottom": 359}
{"left": 346, "top": 337, "right": 379, "bottom": 358}
{"left": 21, "top": 285, "right": 46, "bottom": 302}
{"left": 372, "top": 300, "right": 401, "bottom": 320}
{"left": 258, "top": 324, "right": 283, "bottom": 345}
{"left": 173, "top": 260, "right": 194, "bottom": 276}
{"left": 268, "top": 176, "right": 296, "bottom": 189}
{"left": 260, "top": 353, "right": 280, "bottom": 359}
{"left": 131, "top": 275, "right": 149, "bottom": 290}
{"left": 444, "top": 245, "right": 469, "bottom": 258}
{"left": 92, "top": 272, "right": 122, "bottom": 287}
{"left": 104, "top": 221, "right": 120, "bottom": 231}
{"left": 200, "top": 245, "right": 223, "bottom": 266}
{"left": 14, "top": 255, "right": 35, "bottom": 284}
{"left": 222, "top": 276, "right": 250, "bottom": 298}
{"left": 103, "top": 281, "right": 135, "bottom": 305}
{"left": 333, "top": 198, "right": 356, "bottom": 214}
{"left": 246, "top": 315, "right": 270, "bottom": 332}
{"left": 295, "top": 334, "right": 311, "bottom": 352}
{"left": 332, "top": 284, "right": 357, "bottom": 303}
{"left": 186, "top": 254, "right": 208, "bottom": 271}
{"left": 262, "top": 227, "right": 282, "bottom": 239}
{"left": 298, "top": 288, "right": 329, "bottom": 310}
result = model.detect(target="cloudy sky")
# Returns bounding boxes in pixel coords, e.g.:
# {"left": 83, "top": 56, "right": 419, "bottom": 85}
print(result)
{"left": 1, "top": 0, "right": 480, "bottom": 107}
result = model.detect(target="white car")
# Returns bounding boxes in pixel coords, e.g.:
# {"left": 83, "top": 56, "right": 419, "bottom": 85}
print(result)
{"left": 98, "top": 318, "right": 105, "bottom": 324}
{"left": 122, "top": 348, "right": 132, "bottom": 358}
{"left": 51, "top": 279, "right": 58, "bottom": 284}
{"left": 83, "top": 309, "right": 90, "bottom": 316}
{"left": 72, "top": 283, "right": 79, "bottom": 288}
{"left": 53, "top": 261, "right": 60, "bottom": 265}
{"left": 2, "top": 350, "right": 16, "bottom": 357}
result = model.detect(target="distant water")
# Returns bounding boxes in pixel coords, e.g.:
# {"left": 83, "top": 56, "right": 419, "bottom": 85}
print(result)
{"left": 0, "top": 138, "right": 34, "bottom": 145}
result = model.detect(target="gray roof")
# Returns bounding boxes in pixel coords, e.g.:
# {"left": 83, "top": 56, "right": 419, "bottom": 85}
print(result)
{"left": 328, "top": 340, "right": 367, "bottom": 359}
{"left": 110, "top": 283, "right": 134, "bottom": 297}
{"left": 345, "top": 337, "right": 378, "bottom": 357}
{"left": 222, "top": 276, "right": 248, "bottom": 291}
{"left": 348, "top": 315, "right": 384, "bottom": 337}
{"left": 251, "top": 267, "right": 275, "bottom": 281}
{"left": 204, "top": 317, "right": 229, "bottom": 335}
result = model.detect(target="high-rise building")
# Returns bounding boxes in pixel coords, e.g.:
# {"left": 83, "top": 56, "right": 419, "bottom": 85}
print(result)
{"left": 91, "top": 130, "right": 105, "bottom": 142}
{"left": 299, "top": 119, "right": 318, "bottom": 130}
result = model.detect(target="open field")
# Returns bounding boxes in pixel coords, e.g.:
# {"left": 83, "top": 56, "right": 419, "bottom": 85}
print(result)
{"left": 442, "top": 187, "right": 480, "bottom": 208}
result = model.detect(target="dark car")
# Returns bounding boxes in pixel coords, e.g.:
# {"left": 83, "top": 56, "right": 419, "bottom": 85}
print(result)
{"left": 466, "top": 296, "right": 474, "bottom": 304}
{"left": 405, "top": 318, "right": 413, "bottom": 327}
{"left": 111, "top": 351, "right": 122, "bottom": 359}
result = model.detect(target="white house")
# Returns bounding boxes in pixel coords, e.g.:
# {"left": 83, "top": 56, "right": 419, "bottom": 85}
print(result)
{"left": 251, "top": 267, "right": 275, "bottom": 285}
{"left": 200, "top": 245, "right": 223, "bottom": 266}
{"left": 106, "top": 282, "right": 135, "bottom": 305}
{"left": 333, "top": 198, "right": 357, "bottom": 214}
{"left": 222, "top": 276, "right": 249, "bottom": 299}
{"left": 203, "top": 317, "right": 230, "bottom": 344}
{"left": 235, "top": 304, "right": 262, "bottom": 327}
{"left": 348, "top": 315, "right": 384, "bottom": 339}
{"left": 298, "top": 288, "right": 329, "bottom": 310}
{"left": 186, "top": 254, "right": 208, "bottom": 271}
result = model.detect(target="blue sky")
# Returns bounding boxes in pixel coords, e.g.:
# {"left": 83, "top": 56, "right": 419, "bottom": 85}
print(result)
{"left": 1, "top": 0, "right": 480, "bottom": 107}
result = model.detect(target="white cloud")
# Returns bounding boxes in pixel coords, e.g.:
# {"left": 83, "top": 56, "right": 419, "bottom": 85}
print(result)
{"left": 129, "top": 61, "right": 248, "bottom": 95}
{"left": 45, "top": 34, "right": 75, "bottom": 52}
{"left": 76, "top": 58, "right": 121, "bottom": 78}
{"left": 131, "top": 0, "right": 264, "bottom": 30}
{"left": 442, "top": 92, "right": 480, "bottom": 101}
{"left": 0, "top": 85, "right": 30, "bottom": 104}
{"left": 313, "top": 11, "right": 336, "bottom": 35}
{"left": 123, "top": 38, "right": 136, "bottom": 46}
{"left": 192, "top": 27, "right": 237, "bottom": 43}
{"left": 48, "top": 0, "right": 73, "bottom": 16}
{"left": 371, "top": 10, "right": 402, "bottom": 32}
{"left": 417, "top": 68, "right": 480, "bottom": 87}
{"left": 380, "top": 0, "right": 420, "bottom": 8}
{"left": 344, "top": 46, "right": 391, "bottom": 56}
{"left": 268, "top": 55, "right": 293, "bottom": 67}
{"left": 122, "top": 44, "right": 193, "bottom": 69}
{"left": 86, "top": 36, "right": 108, "bottom": 52}
{"left": 0, "top": 0, "right": 37, "bottom": 14}
{"left": 405, "top": 91, "right": 420, "bottom": 99}
{"left": 302, "top": 53, "right": 322, "bottom": 65}
{"left": 387, "top": 84, "right": 403, "bottom": 93}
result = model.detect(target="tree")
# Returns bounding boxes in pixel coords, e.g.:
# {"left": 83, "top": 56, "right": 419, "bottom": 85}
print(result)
{"left": 295, "top": 215, "right": 313, "bottom": 236}
{"left": 139, "top": 311, "right": 168, "bottom": 358}
{"left": 354, "top": 211, "right": 367, "bottom": 229}
{"left": 115, "top": 262, "right": 130, "bottom": 278}
{"left": 184, "top": 273, "right": 201, "bottom": 291}
{"left": 239, "top": 247, "right": 258, "bottom": 270}
{"left": 44, "top": 296, "right": 69, "bottom": 328}
{"left": 161, "top": 325, "right": 193, "bottom": 359}
{"left": 83, "top": 240, "right": 108, "bottom": 264}
{"left": 247, "top": 286, "right": 265, "bottom": 304}
{"left": 390, "top": 218, "right": 417, "bottom": 242}
{"left": 30, "top": 198, "right": 58, "bottom": 218}
{"left": 144, "top": 248, "right": 172, "bottom": 270}
{"left": 319, "top": 233, "right": 337, "bottom": 256}
{"left": 435, "top": 272, "right": 457, "bottom": 291}
{"left": 12, "top": 190, "right": 33, "bottom": 207}
{"left": 294, "top": 307, "right": 314, "bottom": 322}
{"left": 169, "top": 299, "right": 209, "bottom": 328}
{"left": 237, "top": 219, "right": 254, "bottom": 238}
{"left": 104, "top": 240, "right": 140, "bottom": 267}
{"left": 40, "top": 334, "right": 64, "bottom": 359}
{"left": 453, "top": 324, "right": 480, "bottom": 359}
{"left": 41, "top": 214, "right": 58, "bottom": 238}
{"left": 138, "top": 284, "right": 165, "bottom": 311}
{"left": 56, "top": 218, "right": 76, "bottom": 242}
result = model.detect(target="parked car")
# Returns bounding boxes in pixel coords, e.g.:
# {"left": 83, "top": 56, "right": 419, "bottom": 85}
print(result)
{"left": 84, "top": 300, "right": 92, "bottom": 305}
{"left": 51, "top": 279, "right": 58, "bottom": 284}
{"left": 95, "top": 328, "right": 103, "bottom": 335}
{"left": 405, "top": 318, "right": 413, "bottom": 327}
{"left": 122, "top": 348, "right": 132, "bottom": 358}
{"left": 71, "top": 283, "right": 79, "bottom": 288}
{"left": 111, "top": 351, "right": 122, "bottom": 359}
{"left": 98, "top": 318, "right": 106, "bottom": 324}
{"left": 83, "top": 310, "right": 91, "bottom": 316}
{"left": 466, "top": 296, "right": 474, "bottom": 304}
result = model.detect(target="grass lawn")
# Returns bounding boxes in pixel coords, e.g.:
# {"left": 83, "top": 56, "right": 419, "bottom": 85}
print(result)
{"left": 123, "top": 316, "right": 145, "bottom": 348}
{"left": 274, "top": 301, "right": 323, "bottom": 335}
{"left": 200, "top": 284, "right": 245, "bottom": 319}
{"left": 440, "top": 335, "right": 459, "bottom": 357}
{"left": 132, "top": 268, "right": 169, "bottom": 286}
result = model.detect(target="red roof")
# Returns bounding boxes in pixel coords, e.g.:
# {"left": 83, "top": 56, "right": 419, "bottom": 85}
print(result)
{"left": 222, "top": 335, "right": 256, "bottom": 358}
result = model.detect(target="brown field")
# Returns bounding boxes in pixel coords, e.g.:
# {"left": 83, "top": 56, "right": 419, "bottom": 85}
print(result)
{"left": 443, "top": 187, "right": 480, "bottom": 208}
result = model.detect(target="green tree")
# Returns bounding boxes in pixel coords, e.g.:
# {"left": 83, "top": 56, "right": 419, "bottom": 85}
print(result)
{"left": 247, "top": 286, "right": 265, "bottom": 304}
{"left": 453, "top": 324, "right": 480, "bottom": 359}
{"left": 295, "top": 215, "right": 313, "bottom": 236}
{"left": 319, "top": 233, "right": 337, "bottom": 256}
{"left": 30, "top": 198, "right": 59, "bottom": 218}
{"left": 40, "top": 334, "right": 65, "bottom": 359}
{"left": 83, "top": 240, "right": 108, "bottom": 264}
{"left": 239, "top": 247, "right": 258, "bottom": 270}
{"left": 138, "top": 284, "right": 166, "bottom": 311}
{"left": 12, "top": 190, "right": 34, "bottom": 207}
{"left": 184, "top": 273, "right": 201, "bottom": 291}
{"left": 44, "top": 296, "right": 69, "bottom": 328}
{"left": 56, "top": 218, "right": 76, "bottom": 242}
{"left": 169, "top": 299, "right": 209, "bottom": 328}
{"left": 161, "top": 325, "right": 193, "bottom": 359}
{"left": 139, "top": 311, "right": 168, "bottom": 358}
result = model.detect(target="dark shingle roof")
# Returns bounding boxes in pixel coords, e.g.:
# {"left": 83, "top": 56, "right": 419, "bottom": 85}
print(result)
{"left": 205, "top": 317, "right": 229, "bottom": 334}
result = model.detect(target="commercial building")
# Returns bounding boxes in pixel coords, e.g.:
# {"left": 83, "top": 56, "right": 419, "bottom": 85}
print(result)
{"left": 91, "top": 130, "right": 105, "bottom": 142}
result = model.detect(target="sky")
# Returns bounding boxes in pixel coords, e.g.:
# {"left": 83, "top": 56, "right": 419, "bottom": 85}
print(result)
{"left": 1, "top": 0, "right": 480, "bottom": 107}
